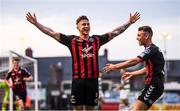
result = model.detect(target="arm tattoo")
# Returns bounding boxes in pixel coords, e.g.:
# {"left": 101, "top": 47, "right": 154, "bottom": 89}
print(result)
{"left": 110, "top": 22, "right": 131, "bottom": 39}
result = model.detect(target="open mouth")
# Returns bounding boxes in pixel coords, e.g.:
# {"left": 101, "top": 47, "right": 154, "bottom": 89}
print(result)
{"left": 84, "top": 28, "right": 89, "bottom": 31}
{"left": 83, "top": 29, "right": 90, "bottom": 33}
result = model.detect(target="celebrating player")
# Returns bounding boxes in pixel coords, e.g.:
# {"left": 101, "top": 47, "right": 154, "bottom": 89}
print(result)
{"left": 26, "top": 12, "right": 140, "bottom": 110}
{"left": 104, "top": 26, "right": 165, "bottom": 110}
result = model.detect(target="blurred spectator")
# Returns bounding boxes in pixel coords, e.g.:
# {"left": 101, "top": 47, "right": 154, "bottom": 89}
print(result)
{"left": 25, "top": 95, "right": 31, "bottom": 110}
{"left": 98, "top": 71, "right": 104, "bottom": 110}
{"left": 114, "top": 69, "right": 129, "bottom": 110}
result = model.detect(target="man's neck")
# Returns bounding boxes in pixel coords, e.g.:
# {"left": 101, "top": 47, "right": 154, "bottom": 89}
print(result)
{"left": 80, "top": 34, "right": 89, "bottom": 40}
{"left": 144, "top": 41, "right": 152, "bottom": 48}
{"left": 13, "top": 67, "right": 19, "bottom": 72}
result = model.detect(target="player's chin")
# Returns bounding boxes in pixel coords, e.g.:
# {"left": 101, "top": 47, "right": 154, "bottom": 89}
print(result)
{"left": 83, "top": 32, "right": 89, "bottom": 36}
{"left": 138, "top": 42, "right": 142, "bottom": 46}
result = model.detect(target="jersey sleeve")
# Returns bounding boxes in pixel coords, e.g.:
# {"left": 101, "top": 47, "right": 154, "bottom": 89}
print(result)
{"left": 98, "top": 33, "right": 111, "bottom": 46}
{"left": 5, "top": 72, "right": 11, "bottom": 80}
{"left": 21, "top": 68, "right": 31, "bottom": 77}
{"left": 58, "top": 33, "right": 72, "bottom": 47}
{"left": 137, "top": 47, "right": 157, "bottom": 61}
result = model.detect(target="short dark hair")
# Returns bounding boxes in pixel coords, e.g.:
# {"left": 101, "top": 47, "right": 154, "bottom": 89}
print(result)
{"left": 12, "top": 57, "right": 20, "bottom": 62}
{"left": 138, "top": 26, "right": 153, "bottom": 37}
{"left": 76, "top": 15, "right": 89, "bottom": 25}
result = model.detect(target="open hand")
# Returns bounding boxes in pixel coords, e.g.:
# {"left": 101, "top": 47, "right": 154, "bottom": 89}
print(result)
{"left": 122, "top": 72, "right": 133, "bottom": 81}
{"left": 129, "top": 12, "right": 141, "bottom": 24}
{"left": 103, "top": 63, "right": 117, "bottom": 73}
{"left": 26, "top": 12, "right": 37, "bottom": 25}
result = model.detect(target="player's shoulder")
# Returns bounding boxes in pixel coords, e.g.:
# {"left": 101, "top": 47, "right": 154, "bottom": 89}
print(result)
{"left": 60, "top": 33, "right": 77, "bottom": 39}
{"left": 69, "top": 35, "right": 79, "bottom": 40}
{"left": 150, "top": 43, "right": 158, "bottom": 49}
{"left": 19, "top": 67, "right": 28, "bottom": 72}
{"left": 150, "top": 44, "right": 162, "bottom": 53}
{"left": 7, "top": 69, "right": 13, "bottom": 74}
{"left": 66, "top": 35, "right": 77, "bottom": 38}
{"left": 92, "top": 33, "right": 109, "bottom": 38}
{"left": 146, "top": 44, "right": 157, "bottom": 51}
{"left": 89, "top": 35, "right": 101, "bottom": 40}
{"left": 91, "top": 34, "right": 101, "bottom": 37}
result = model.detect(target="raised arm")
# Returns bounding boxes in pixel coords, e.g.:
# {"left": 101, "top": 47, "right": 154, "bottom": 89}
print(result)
{"left": 26, "top": 12, "right": 60, "bottom": 41}
{"left": 109, "top": 12, "right": 140, "bottom": 40}
{"left": 104, "top": 57, "right": 142, "bottom": 73}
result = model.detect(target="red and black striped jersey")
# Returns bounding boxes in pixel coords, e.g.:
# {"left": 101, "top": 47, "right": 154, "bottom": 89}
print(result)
{"left": 5, "top": 67, "right": 31, "bottom": 93}
{"left": 58, "top": 33, "right": 110, "bottom": 79}
{"left": 138, "top": 44, "right": 165, "bottom": 85}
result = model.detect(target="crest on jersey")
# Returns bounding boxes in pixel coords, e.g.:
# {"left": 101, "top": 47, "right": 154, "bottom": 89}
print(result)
{"left": 89, "top": 38, "right": 94, "bottom": 42}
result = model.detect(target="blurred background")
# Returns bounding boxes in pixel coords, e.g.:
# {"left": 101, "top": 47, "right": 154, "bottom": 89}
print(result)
{"left": 0, "top": 0, "right": 180, "bottom": 110}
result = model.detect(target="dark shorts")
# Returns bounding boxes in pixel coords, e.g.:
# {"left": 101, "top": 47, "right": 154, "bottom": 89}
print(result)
{"left": 13, "top": 91, "right": 27, "bottom": 103}
{"left": 138, "top": 81, "right": 164, "bottom": 108}
{"left": 71, "top": 78, "right": 98, "bottom": 106}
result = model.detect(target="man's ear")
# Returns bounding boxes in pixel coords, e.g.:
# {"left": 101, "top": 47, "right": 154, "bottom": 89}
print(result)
{"left": 145, "top": 33, "right": 149, "bottom": 39}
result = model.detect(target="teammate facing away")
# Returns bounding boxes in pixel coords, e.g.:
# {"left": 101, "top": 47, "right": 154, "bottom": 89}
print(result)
{"left": 4, "top": 57, "right": 33, "bottom": 111}
{"left": 26, "top": 12, "right": 140, "bottom": 111}
{"left": 104, "top": 26, "right": 165, "bottom": 110}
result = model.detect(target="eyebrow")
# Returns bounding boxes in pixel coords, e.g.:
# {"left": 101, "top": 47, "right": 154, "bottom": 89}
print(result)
{"left": 82, "top": 22, "right": 89, "bottom": 24}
